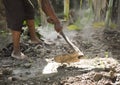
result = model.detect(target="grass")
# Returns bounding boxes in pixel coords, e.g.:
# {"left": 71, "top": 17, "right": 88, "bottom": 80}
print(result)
{"left": 92, "top": 22, "right": 117, "bottom": 29}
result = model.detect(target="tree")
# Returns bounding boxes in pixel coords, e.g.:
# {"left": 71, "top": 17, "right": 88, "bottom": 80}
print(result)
{"left": 64, "top": 0, "right": 70, "bottom": 21}
{"left": 105, "top": 0, "right": 113, "bottom": 27}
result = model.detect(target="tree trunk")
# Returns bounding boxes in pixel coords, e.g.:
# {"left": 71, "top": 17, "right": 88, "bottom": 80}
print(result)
{"left": 92, "top": 0, "right": 107, "bottom": 21}
{"left": 64, "top": 0, "right": 70, "bottom": 21}
{"left": 0, "top": 0, "right": 6, "bottom": 30}
{"left": 105, "top": 0, "right": 113, "bottom": 27}
{"left": 118, "top": 0, "right": 120, "bottom": 26}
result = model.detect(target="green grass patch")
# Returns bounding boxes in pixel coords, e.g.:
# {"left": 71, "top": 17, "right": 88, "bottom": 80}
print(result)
{"left": 67, "top": 24, "right": 80, "bottom": 30}
{"left": 92, "top": 22, "right": 105, "bottom": 28}
{"left": 92, "top": 22, "right": 117, "bottom": 29}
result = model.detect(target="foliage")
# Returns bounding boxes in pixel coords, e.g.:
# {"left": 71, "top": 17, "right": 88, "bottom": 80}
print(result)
{"left": 0, "top": 30, "right": 10, "bottom": 37}
{"left": 92, "top": 22, "right": 105, "bottom": 28}
{"left": 67, "top": 24, "right": 80, "bottom": 30}
{"left": 92, "top": 22, "right": 117, "bottom": 29}
{"left": 68, "top": 7, "right": 94, "bottom": 31}
{"left": 34, "top": 0, "right": 117, "bottom": 30}
{"left": 35, "top": 16, "right": 41, "bottom": 26}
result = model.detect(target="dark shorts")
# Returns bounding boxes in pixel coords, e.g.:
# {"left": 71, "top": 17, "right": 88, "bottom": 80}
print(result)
{"left": 3, "top": 0, "right": 35, "bottom": 31}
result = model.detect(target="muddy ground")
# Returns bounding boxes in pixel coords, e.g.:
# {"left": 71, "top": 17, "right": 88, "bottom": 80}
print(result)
{"left": 0, "top": 25, "right": 120, "bottom": 85}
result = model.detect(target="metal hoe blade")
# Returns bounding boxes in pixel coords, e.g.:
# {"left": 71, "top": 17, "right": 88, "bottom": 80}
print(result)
{"left": 60, "top": 31, "right": 84, "bottom": 56}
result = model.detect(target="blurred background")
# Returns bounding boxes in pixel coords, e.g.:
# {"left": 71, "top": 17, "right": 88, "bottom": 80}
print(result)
{"left": 0, "top": 0, "right": 120, "bottom": 30}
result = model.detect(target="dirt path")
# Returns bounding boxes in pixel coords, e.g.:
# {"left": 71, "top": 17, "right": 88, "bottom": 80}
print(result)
{"left": 0, "top": 26, "right": 120, "bottom": 85}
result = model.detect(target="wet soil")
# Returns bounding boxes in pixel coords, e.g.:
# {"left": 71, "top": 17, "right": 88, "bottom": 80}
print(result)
{"left": 0, "top": 26, "right": 120, "bottom": 85}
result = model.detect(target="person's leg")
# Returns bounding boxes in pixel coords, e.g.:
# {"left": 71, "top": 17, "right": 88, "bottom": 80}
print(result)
{"left": 23, "top": 0, "right": 41, "bottom": 44}
{"left": 26, "top": 19, "right": 41, "bottom": 43}
{"left": 3, "top": 0, "right": 28, "bottom": 59}
{"left": 11, "top": 30, "right": 27, "bottom": 59}
{"left": 27, "top": 19, "right": 55, "bottom": 45}
{"left": 12, "top": 30, "right": 21, "bottom": 54}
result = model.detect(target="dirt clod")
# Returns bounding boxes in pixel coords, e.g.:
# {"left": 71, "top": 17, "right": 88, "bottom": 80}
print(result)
{"left": 93, "top": 73, "right": 103, "bottom": 81}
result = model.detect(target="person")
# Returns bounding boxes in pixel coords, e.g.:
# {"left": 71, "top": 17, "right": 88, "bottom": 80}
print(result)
{"left": 3, "top": 0, "right": 62, "bottom": 59}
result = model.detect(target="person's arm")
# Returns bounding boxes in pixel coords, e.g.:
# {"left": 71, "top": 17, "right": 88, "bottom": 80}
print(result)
{"left": 41, "top": 0, "right": 59, "bottom": 24}
{"left": 41, "top": 0, "right": 62, "bottom": 32}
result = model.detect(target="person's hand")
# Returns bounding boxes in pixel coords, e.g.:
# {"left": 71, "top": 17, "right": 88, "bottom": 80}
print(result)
{"left": 47, "top": 18, "right": 63, "bottom": 33}
{"left": 54, "top": 22, "right": 63, "bottom": 33}
{"left": 47, "top": 18, "right": 54, "bottom": 24}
